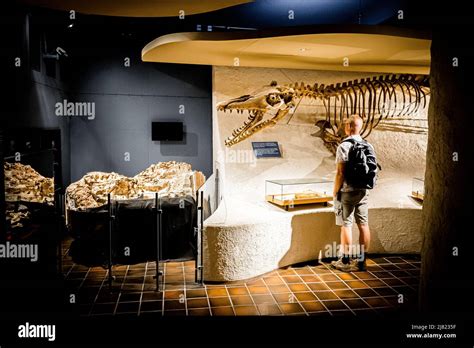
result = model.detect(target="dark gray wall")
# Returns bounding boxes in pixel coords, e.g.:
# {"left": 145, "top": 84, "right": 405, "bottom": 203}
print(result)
{"left": 68, "top": 54, "right": 212, "bottom": 182}
{"left": 5, "top": 9, "right": 212, "bottom": 185}
{"left": 4, "top": 12, "right": 71, "bottom": 186}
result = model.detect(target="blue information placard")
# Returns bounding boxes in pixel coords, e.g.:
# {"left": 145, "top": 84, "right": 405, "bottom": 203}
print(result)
{"left": 251, "top": 142, "right": 281, "bottom": 158}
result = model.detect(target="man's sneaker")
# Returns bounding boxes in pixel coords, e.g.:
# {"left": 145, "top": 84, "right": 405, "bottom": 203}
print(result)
{"left": 357, "top": 260, "right": 367, "bottom": 271}
{"left": 330, "top": 258, "right": 358, "bottom": 272}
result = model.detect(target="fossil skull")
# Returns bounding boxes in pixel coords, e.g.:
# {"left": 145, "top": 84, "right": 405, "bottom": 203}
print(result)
{"left": 217, "top": 81, "right": 295, "bottom": 146}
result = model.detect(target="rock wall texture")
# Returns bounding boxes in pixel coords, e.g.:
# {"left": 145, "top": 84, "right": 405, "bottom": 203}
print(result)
{"left": 419, "top": 29, "right": 474, "bottom": 311}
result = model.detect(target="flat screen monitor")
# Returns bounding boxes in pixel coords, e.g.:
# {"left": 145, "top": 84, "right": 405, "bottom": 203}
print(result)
{"left": 152, "top": 122, "right": 183, "bottom": 141}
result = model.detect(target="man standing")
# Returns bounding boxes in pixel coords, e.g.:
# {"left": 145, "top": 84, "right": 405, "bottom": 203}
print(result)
{"left": 332, "top": 114, "right": 377, "bottom": 272}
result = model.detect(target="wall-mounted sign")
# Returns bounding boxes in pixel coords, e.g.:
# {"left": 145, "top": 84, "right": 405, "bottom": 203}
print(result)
{"left": 252, "top": 142, "right": 281, "bottom": 158}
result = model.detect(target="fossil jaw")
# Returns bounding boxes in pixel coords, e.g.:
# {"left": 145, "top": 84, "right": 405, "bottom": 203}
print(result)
{"left": 219, "top": 107, "right": 290, "bottom": 147}
{"left": 218, "top": 107, "right": 265, "bottom": 146}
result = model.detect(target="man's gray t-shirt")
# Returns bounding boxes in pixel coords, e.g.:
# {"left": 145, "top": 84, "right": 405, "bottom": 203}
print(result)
{"left": 335, "top": 135, "right": 372, "bottom": 192}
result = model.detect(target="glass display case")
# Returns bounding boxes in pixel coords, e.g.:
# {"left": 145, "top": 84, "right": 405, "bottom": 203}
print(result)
{"left": 265, "top": 178, "right": 333, "bottom": 210}
{"left": 411, "top": 177, "right": 424, "bottom": 201}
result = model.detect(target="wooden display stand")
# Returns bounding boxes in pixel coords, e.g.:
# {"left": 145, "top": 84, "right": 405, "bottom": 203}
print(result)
{"left": 411, "top": 191, "right": 424, "bottom": 201}
{"left": 266, "top": 192, "right": 332, "bottom": 211}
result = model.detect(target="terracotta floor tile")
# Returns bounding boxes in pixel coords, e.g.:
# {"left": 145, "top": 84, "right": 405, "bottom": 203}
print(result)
{"left": 211, "top": 306, "right": 235, "bottom": 316}
{"left": 227, "top": 287, "right": 249, "bottom": 296}
{"left": 353, "top": 288, "right": 378, "bottom": 298}
{"left": 279, "top": 303, "right": 305, "bottom": 314}
{"left": 366, "top": 265, "right": 384, "bottom": 271}
{"left": 364, "top": 279, "right": 386, "bottom": 288}
{"left": 373, "top": 287, "right": 398, "bottom": 296}
{"left": 321, "top": 300, "right": 349, "bottom": 311}
{"left": 186, "top": 289, "right": 207, "bottom": 298}
{"left": 345, "top": 280, "right": 369, "bottom": 289}
{"left": 400, "top": 277, "right": 419, "bottom": 286}
{"left": 119, "top": 292, "right": 142, "bottom": 303}
{"left": 257, "top": 303, "right": 282, "bottom": 315}
{"left": 121, "top": 284, "right": 143, "bottom": 292}
{"left": 319, "top": 273, "right": 340, "bottom": 282}
{"left": 91, "top": 303, "right": 116, "bottom": 315}
{"left": 344, "top": 299, "right": 370, "bottom": 309}
{"left": 273, "top": 293, "right": 293, "bottom": 303}
{"left": 95, "top": 291, "right": 120, "bottom": 304}
{"left": 247, "top": 279, "right": 265, "bottom": 287}
{"left": 234, "top": 305, "right": 259, "bottom": 316}
{"left": 382, "top": 278, "right": 406, "bottom": 286}
{"left": 282, "top": 276, "right": 301, "bottom": 284}
{"left": 295, "top": 267, "right": 314, "bottom": 276}
{"left": 353, "top": 271, "right": 377, "bottom": 280}
{"left": 288, "top": 283, "right": 309, "bottom": 292}
{"left": 231, "top": 295, "right": 253, "bottom": 306}
{"left": 164, "top": 290, "right": 184, "bottom": 300}
{"left": 300, "top": 275, "right": 321, "bottom": 283}
{"left": 336, "top": 272, "right": 358, "bottom": 281}
{"left": 268, "top": 284, "right": 290, "bottom": 293}
{"left": 251, "top": 294, "right": 275, "bottom": 304}
{"left": 188, "top": 308, "right": 211, "bottom": 316}
{"left": 325, "top": 281, "right": 349, "bottom": 290}
{"left": 263, "top": 277, "right": 285, "bottom": 285}
{"left": 383, "top": 296, "right": 400, "bottom": 306}
{"left": 370, "top": 271, "right": 393, "bottom": 279}
{"left": 165, "top": 275, "right": 184, "bottom": 284}
{"left": 140, "top": 300, "right": 162, "bottom": 312}
{"left": 209, "top": 297, "right": 231, "bottom": 307}
{"left": 295, "top": 291, "right": 318, "bottom": 302}
{"left": 311, "top": 266, "right": 332, "bottom": 274}
{"left": 315, "top": 291, "right": 338, "bottom": 301}
{"left": 365, "top": 297, "right": 390, "bottom": 308}
{"left": 116, "top": 302, "right": 139, "bottom": 313}
{"left": 300, "top": 300, "right": 326, "bottom": 312}
{"left": 164, "top": 299, "right": 186, "bottom": 310}
{"left": 206, "top": 287, "right": 228, "bottom": 297}
{"left": 279, "top": 268, "right": 297, "bottom": 276}
{"left": 248, "top": 286, "right": 270, "bottom": 295}
{"left": 187, "top": 298, "right": 209, "bottom": 308}
{"left": 307, "top": 282, "right": 330, "bottom": 291}
{"left": 333, "top": 289, "right": 359, "bottom": 299}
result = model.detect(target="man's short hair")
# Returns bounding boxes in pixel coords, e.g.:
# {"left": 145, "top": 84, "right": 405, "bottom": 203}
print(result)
{"left": 347, "top": 114, "right": 363, "bottom": 132}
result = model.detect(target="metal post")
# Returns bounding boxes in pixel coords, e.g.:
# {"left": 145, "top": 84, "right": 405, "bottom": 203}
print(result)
{"left": 107, "top": 193, "right": 113, "bottom": 291}
{"left": 195, "top": 191, "right": 204, "bottom": 285}
{"left": 56, "top": 193, "right": 64, "bottom": 277}
{"left": 194, "top": 191, "right": 198, "bottom": 283}
{"left": 155, "top": 193, "right": 163, "bottom": 292}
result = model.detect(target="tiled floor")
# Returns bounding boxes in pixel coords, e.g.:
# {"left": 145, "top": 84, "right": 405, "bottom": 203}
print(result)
{"left": 62, "top": 241, "right": 420, "bottom": 317}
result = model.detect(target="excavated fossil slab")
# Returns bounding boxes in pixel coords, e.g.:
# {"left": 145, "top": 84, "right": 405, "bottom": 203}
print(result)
{"left": 66, "top": 161, "right": 205, "bottom": 211}
{"left": 4, "top": 162, "right": 54, "bottom": 205}
{"left": 6, "top": 204, "right": 31, "bottom": 229}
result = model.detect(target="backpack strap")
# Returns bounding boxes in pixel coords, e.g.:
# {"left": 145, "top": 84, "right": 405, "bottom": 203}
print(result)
{"left": 342, "top": 137, "right": 365, "bottom": 145}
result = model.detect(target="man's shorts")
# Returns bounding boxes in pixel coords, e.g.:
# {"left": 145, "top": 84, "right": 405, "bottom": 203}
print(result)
{"left": 335, "top": 189, "right": 369, "bottom": 227}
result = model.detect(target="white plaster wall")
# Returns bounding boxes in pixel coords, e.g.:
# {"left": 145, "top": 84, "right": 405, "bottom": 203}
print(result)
{"left": 204, "top": 66, "right": 427, "bottom": 282}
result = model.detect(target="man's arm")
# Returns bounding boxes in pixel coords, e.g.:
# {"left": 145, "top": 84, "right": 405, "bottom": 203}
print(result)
{"left": 333, "top": 162, "right": 345, "bottom": 197}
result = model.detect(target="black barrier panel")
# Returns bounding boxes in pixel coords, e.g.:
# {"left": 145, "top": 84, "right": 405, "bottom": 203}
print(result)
{"left": 68, "top": 195, "right": 197, "bottom": 267}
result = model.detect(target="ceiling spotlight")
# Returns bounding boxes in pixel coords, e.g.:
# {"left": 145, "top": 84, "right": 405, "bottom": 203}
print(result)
{"left": 67, "top": 23, "right": 74, "bottom": 28}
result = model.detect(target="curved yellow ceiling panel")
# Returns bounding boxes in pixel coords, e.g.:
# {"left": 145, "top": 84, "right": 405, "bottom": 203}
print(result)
{"left": 142, "top": 29, "right": 431, "bottom": 74}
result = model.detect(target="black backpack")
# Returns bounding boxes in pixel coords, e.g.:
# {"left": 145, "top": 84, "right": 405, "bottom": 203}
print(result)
{"left": 342, "top": 138, "right": 379, "bottom": 189}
